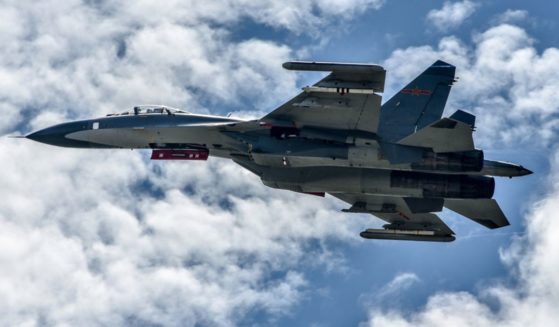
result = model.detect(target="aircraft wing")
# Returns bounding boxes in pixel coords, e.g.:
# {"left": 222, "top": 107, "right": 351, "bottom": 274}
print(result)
{"left": 332, "top": 193, "right": 454, "bottom": 236}
{"left": 262, "top": 61, "right": 386, "bottom": 134}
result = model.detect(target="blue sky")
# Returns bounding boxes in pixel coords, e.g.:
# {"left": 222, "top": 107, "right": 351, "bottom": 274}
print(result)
{"left": 1, "top": 1, "right": 558, "bottom": 326}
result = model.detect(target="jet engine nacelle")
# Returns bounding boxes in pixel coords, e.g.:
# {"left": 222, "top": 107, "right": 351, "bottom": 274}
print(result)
{"left": 261, "top": 167, "right": 495, "bottom": 199}
{"left": 391, "top": 171, "right": 494, "bottom": 199}
{"left": 412, "top": 150, "right": 484, "bottom": 172}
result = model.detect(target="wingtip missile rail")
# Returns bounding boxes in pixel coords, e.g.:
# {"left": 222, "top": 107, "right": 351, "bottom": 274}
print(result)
{"left": 282, "top": 61, "right": 385, "bottom": 73}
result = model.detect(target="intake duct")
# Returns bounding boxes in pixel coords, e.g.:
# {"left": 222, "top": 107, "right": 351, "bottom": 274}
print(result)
{"left": 391, "top": 171, "right": 494, "bottom": 199}
{"left": 411, "top": 150, "right": 484, "bottom": 172}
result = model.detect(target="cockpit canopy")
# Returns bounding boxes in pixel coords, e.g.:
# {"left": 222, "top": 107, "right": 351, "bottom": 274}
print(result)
{"left": 107, "top": 105, "right": 189, "bottom": 116}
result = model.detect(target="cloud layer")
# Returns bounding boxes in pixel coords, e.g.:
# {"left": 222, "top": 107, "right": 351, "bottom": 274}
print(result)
{"left": 0, "top": 1, "right": 553, "bottom": 326}
{"left": 0, "top": 138, "right": 367, "bottom": 326}
{"left": 0, "top": 1, "right": 381, "bottom": 326}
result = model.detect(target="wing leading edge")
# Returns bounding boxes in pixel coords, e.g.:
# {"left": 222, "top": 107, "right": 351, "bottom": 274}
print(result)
{"left": 263, "top": 61, "right": 386, "bottom": 134}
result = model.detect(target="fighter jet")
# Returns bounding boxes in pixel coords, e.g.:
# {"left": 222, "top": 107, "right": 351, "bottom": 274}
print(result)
{"left": 25, "top": 60, "right": 531, "bottom": 242}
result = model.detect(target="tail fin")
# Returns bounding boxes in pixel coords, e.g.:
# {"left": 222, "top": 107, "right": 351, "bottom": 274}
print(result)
{"left": 378, "top": 60, "right": 456, "bottom": 142}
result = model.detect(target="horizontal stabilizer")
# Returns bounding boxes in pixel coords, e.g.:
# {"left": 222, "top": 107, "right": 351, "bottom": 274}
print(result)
{"left": 449, "top": 110, "right": 475, "bottom": 127}
{"left": 445, "top": 199, "right": 510, "bottom": 229}
{"left": 397, "top": 114, "right": 475, "bottom": 153}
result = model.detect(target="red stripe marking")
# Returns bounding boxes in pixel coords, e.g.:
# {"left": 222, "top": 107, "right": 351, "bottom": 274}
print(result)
{"left": 151, "top": 149, "right": 209, "bottom": 161}
{"left": 401, "top": 88, "right": 432, "bottom": 96}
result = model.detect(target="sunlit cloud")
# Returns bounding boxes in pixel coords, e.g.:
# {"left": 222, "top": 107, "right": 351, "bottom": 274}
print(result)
{"left": 426, "top": 0, "right": 479, "bottom": 31}
{"left": 0, "top": 0, "right": 382, "bottom": 325}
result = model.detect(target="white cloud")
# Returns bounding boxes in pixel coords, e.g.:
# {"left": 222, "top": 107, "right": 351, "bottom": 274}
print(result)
{"left": 119, "top": 0, "right": 384, "bottom": 35}
{"left": 381, "top": 273, "right": 420, "bottom": 293}
{"left": 363, "top": 149, "right": 559, "bottom": 327}
{"left": 0, "top": 0, "right": 383, "bottom": 325}
{"left": 383, "top": 23, "right": 559, "bottom": 148}
{"left": 358, "top": 272, "right": 421, "bottom": 316}
{"left": 0, "top": 139, "right": 368, "bottom": 326}
{"left": 493, "top": 9, "right": 529, "bottom": 25}
{"left": 376, "top": 273, "right": 421, "bottom": 300}
{"left": 426, "top": 1, "right": 479, "bottom": 31}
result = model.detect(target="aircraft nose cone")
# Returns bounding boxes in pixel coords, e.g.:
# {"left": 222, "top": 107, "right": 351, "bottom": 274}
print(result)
{"left": 26, "top": 126, "right": 64, "bottom": 145}
{"left": 26, "top": 122, "right": 90, "bottom": 147}
{"left": 519, "top": 166, "right": 533, "bottom": 176}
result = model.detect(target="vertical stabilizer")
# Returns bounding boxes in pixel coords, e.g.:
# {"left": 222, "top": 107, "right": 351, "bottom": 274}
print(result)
{"left": 378, "top": 60, "right": 456, "bottom": 142}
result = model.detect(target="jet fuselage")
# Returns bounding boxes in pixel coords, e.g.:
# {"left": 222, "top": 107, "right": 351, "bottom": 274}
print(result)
{"left": 23, "top": 60, "right": 533, "bottom": 242}
{"left": 26, "top": 109, "right": 530, "bottom": 179}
